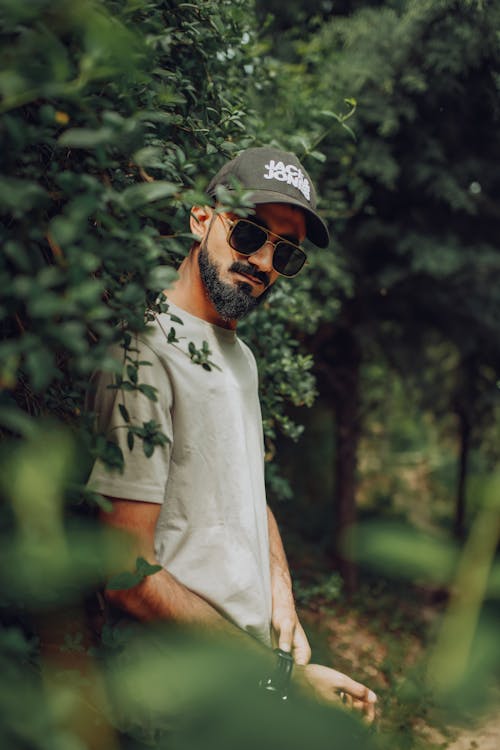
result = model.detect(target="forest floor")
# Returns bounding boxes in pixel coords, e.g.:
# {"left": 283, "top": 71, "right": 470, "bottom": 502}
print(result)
{"left": 444, "top": 716, "right": 500, "bottom": 750}
{"left": 298, "top": 601, "right": 500, "bottom": 750}
{"left": 284, "top": 530, "right": 500, "bottom": 750}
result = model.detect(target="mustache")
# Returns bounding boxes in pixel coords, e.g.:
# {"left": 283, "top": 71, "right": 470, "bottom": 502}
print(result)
{"left": 229, "top": 261, "right": 270, "bottom": 287}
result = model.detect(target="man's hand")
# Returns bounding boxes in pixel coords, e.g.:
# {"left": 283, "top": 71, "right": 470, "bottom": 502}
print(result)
{"left": 267, "top": 506, "right": 311, "bottom": 665}
{"left": 295, "top": 663, "right": 377, "bottom": 722}
{"left": 271, "top": 576, "right": 311, "bottom": 665}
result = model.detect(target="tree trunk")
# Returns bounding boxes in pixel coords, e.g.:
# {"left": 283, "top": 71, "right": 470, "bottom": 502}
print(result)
{"left": 312, "top": 321, "right": 361, "bottom": 595}
{"left": 332, "top": 330, "right": 361, "bottom": 594}
{"left": 453, "top": 355, "right": 477, "bottom": 540}
{"left": 455, "top": 408, "right": 471, "bottom": 540}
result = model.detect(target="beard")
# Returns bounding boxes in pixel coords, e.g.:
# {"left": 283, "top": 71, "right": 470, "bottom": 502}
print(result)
{"left": 198, "top": 245, "right": 273, "bottom": 322}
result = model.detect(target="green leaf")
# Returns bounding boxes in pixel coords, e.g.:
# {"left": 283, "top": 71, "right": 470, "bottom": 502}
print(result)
{"left": 127, "top": 430, "right": 134, "bottom": 451}
{"left": 119, "top": 382, "right": 136, "bottom": 392}
{"left": 50, "top": 216, "right": 79, "bottom": 246}
{"left": 101, "top": 441, "right": 124, "bottom": 471}
{"left": 138, "top": 383, "right": 158, "bottom": 401}
{"left": 0, "top": 406, "right": 37, "bottom": 438}
{"left": 132, "top": 146, "right": 163, "bottom": 167}
{"left": 167, "top": 327, "right": 178, "bottom": 343}
{"left": 148, "top": 265, "right": 178, "bottom": 290}
{"left": 0, "top": 178, "right": 48, "bottom": 215}
{"left": 106, "top": 557, "right": 161, "bottom": 591}
{"left": 143, "top": 439, "right": 154, "bottom": 458}
{"left": 29, "top": 293, "right": 65, "bottom": 318}
{"left": 106, "top": 571, "right": 143, "bottom": 591}
{"left": 126, "top": 364, "right": 138, "bottom": 384}
{"left": 119, "top": 181, "right": 178, "bottom": 210}
{"left": 310, "top": 150, "right": 327, "bottom": 163}
{"left": 341, "top": 122, "right": 357, "bottom": 142}
{"left": 319, "top": 110, "right": 341, "bottom": 120}
{"left": 122, "top": 332, "right": 132, "bottom": 350}
{"left": 58, "top": 127, "right": 115, "bottom": 148}
{"left": 135, "top": 557, "right": 162, "bottom": 577}
{"left": 118, "top": 403, "right": 130, "bottom": 423}
{"left": 3, "top": 241, "right": 31, "bottom": 272}
{"left": 85, "top": 491, "right": 113, "bottom": 512}
{"left": 24, "top": 347, "right": 55, "bottom": 392}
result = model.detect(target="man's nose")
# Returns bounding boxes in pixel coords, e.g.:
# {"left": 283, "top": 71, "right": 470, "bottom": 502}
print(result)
{"left": 247, "top": 242, "right": 274, "bottom": 274}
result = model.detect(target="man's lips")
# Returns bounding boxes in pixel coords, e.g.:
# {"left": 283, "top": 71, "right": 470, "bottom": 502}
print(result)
{"left": 229, "top": 262, "right": 269, "bottom": 288}
{"left": 234, "top": 270, "right": 264, "bottom": 285}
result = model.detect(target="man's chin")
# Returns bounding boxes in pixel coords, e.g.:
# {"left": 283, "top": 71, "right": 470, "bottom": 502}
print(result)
{"left": 234, "top": 279, "right": 256, "bottom": 297}
{"left": 214, "top": 283, "right": 272, "bottom": 322}
{"left": 198, "top": 245, "right": 272, "bottom": 321}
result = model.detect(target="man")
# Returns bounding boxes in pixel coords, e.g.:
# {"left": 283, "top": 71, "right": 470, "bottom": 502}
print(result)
{"left": 87, "top": 146, "right": 376, "bottom": 718}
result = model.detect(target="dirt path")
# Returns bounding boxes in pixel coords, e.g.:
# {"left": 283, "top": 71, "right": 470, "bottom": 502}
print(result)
{"left": 298, "top": 602, "right": 500, "bottom": 750}
{"left": 445, "top": 716, "right": 500, "bottom": 750}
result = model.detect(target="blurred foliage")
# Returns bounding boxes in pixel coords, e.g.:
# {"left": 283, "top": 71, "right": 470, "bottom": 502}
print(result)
{"left": 0, "top": 424, "right": 380, "bottom": 748}
{"left": 255, "top": 0, "right": 500, "bottom": 400}
{"left": 0, "top": 0, "right": 322, "bottom": 500}
{"left": 254, "top": 0, "right": 500, "bottom": 573}
{"left": 348, "top": 473, "right": 500, "bottom": 720}
{"left": 2, "top": 0, "right": 500, "bottom": 747}
{"left": 0, "top": 1, "right": 374, "bottom": 747}
{"left": 1, "top": 0, "right": 256, "bottom": 446}
{"left": 256, "top": 0, "right": 500, "bottom": 739}
{"left": 102, "top": 624, "right": 374, "bottom": 749}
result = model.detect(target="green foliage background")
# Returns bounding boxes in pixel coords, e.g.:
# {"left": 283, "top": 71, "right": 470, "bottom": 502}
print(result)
{"left": 0, "top": 0, "right": 317, "bottom": 486}
{"left": 1, "top": 0, "right": 500, "bottom": 748}
{"left": 0, "top": 1, "right": 341, "bottom": 748}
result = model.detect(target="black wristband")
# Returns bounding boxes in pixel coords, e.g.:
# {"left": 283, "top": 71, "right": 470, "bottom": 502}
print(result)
{"left": 260, "top": 648, "right": 294, "bottom": 700}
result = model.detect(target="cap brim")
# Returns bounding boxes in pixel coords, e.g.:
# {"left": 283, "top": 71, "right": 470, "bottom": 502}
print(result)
{"left": 244, "top": 190, "right": 330, "bottom": 248}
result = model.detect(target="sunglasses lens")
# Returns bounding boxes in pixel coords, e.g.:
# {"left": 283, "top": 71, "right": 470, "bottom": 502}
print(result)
{"left": 273, "top": 242, "right": 306, "bottom": 277}
{"left": 229, "top": 220, "right": 267, "bottom": 255}
{"left": 228, "top": 218, "right": 306, "bottom": 277}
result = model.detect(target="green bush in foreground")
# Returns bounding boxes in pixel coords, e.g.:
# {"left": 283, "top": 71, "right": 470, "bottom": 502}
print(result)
{"left": 0, "top": 0, "right": 316, "bottom": 489}
{"left": 0, "top": 2, "right": 333, "bottom": 747}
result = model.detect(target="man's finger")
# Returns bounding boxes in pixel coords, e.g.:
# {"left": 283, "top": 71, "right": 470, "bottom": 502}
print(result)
{"left": 353, "top": 696, "right": 377, "bottom": 723}
{"left": 337, "top": 672, "right": 377, "bottom": 705}
{"left": 277, "top": 617, "right": 295, "bottom": 653}
{"left": 293, "top": 643, "right": 311, "bottom": 666}
{"left": 365, "top": 698, "right": 377, "bottom": 723}
{"left": 292, "top": 623, "right": 311, "bottom": 666}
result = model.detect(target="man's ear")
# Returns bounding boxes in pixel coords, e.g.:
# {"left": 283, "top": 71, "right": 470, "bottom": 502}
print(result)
{"left": 190, "top": 205, "right": 213, "bottom": 240}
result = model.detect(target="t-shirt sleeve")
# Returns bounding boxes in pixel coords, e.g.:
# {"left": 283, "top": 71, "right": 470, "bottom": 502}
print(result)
{"left": 86, "top": 333, "right": 173, "bottom": 504}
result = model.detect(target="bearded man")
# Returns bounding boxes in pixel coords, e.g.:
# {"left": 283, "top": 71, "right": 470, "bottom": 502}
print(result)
{"left": 87, "top": 146, "right": 376, "bottom": 717}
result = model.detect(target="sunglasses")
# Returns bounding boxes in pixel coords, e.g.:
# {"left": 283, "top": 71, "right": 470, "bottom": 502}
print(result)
{"left": 219, "top": 215, "right": 307, "bottom": 277}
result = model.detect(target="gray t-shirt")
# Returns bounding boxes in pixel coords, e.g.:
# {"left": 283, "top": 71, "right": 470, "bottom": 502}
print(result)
{"left": 87, "top": 302, "right": 272, "bottom": 645}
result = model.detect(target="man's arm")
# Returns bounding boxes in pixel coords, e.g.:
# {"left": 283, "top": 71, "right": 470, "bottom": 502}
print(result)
{"left": 103, "top": 498, "right": 376, "bottom": 718}
{"left": 101, "top": 498, "right": 260, "bottom": 646}
{"left": 267, "top": 506, "right": 377, "bottom": 720}
{"left": 267, "top": 505, "right": 311, "bottom": 665}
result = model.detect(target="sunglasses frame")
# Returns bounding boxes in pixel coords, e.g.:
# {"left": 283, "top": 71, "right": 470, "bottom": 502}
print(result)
{"left": 218, "top": 214, "right": 308, "bottom": 278}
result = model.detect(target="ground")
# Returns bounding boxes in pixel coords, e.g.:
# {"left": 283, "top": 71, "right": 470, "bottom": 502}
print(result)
{"left": 299, "top": 601, "right": 500, "bottom": 749}
{"left": 284, "top": 531, "right": 500, "bottom": 749}
{"left": 445, "top": 716, "right": 500, "bottom": 750}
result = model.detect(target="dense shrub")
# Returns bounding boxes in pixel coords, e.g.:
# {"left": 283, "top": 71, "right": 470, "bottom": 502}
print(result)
{"left": 0, "top": 2, "right": 326, "bottom": 747}
{"left": 0, "top": 0, "right": 317, "bottom": 489}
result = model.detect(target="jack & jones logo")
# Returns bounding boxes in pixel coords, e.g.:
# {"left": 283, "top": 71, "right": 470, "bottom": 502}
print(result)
{"left": 263, "top": 160, "right": 311, "bottom": 201}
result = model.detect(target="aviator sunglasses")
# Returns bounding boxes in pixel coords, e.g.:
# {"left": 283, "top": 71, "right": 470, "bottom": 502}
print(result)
{"left": 218, "top": 214, "right": 307, "bottom": 277}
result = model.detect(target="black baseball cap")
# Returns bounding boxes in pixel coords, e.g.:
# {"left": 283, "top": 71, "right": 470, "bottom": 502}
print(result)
{"left": 207, "top": 146, "right": 329, "bottom": 248}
